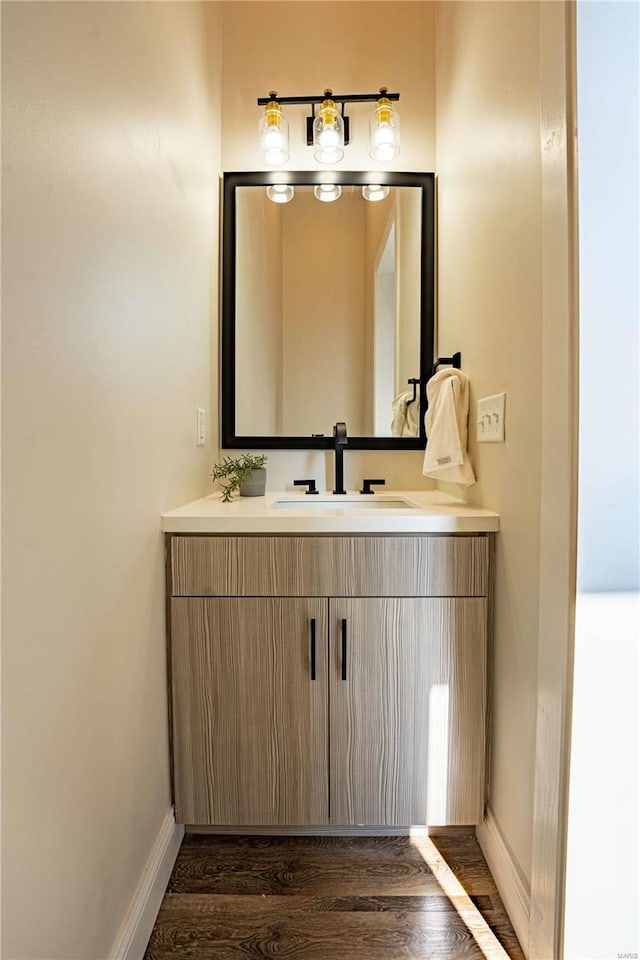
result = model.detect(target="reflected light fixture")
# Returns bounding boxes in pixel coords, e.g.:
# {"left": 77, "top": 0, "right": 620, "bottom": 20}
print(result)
{"left": 369, "top": 87, "right": 401, "bottom": 162}
{"left": 314, "top": 183, "right": 342, "bottom": 203}
{"left": 362, "top": 184, "right": 390, "bottom": 202}
{"left": 257, "top": 88, "right": 400, "bottom": 165}
{"left": 266, "top": 183, "right": 294, "bottom": 204}
{"left": 258, "top": 91, "right": 290, "bottom": 165}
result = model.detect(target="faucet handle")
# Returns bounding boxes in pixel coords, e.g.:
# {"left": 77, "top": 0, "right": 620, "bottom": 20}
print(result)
{"left": 360, "top": 478, "right": 386, "bottom": 495}
{"left": 294, "top": 479, "right": 319, "bottom": 495}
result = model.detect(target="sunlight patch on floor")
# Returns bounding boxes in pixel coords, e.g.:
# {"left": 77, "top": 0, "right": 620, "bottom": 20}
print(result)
{"left": 411, "top": 835, "right": 511, "bottom": 960}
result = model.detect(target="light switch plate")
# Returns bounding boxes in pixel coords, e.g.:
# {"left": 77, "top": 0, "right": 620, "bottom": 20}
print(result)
{"left": 477, "top": 393, "right": 506, "bottom": 442}
{"left": 196, "top": 408, "right": 206, "bottom": 446}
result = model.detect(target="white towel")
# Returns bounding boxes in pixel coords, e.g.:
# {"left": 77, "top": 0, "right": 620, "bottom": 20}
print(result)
{"left": 404, "top": 397, "right": 419, "bottom": 437}
{"left": 422, "top": 368, "right": 476, "bottom": 486}
{"left": 391, "top": 392, "right": 420, "bottom": 438}
{"left": 391, "top": 392, "right": 410, "bottom": 437}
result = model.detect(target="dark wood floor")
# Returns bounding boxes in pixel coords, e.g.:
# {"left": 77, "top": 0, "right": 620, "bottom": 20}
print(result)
{"left": 144, "top": 833, "right": 525, "bottom": 959}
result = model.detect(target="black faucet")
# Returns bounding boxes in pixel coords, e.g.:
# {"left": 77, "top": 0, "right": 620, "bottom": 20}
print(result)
{"left": 333, "top": 422, "right": 348, "bottom": 495}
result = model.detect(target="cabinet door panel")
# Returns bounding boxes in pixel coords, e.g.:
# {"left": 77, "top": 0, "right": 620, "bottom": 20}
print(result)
{"left": 330, "top": 598, "right": 486, "bottom": 826}
{"left": 172, "top": 597, "right": 328, "bottom": 825}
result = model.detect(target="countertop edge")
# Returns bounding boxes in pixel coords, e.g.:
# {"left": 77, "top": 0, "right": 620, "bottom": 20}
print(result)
{"left": 161, "top": 492, "right": 500, "bottom": 535}
{"left": 161, "top": 518, "right": 499, "bottom": 534}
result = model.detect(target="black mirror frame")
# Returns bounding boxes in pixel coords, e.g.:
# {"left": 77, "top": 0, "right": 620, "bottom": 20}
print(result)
{"left": 221, "top": 170, "right": 435, "bottom": 450}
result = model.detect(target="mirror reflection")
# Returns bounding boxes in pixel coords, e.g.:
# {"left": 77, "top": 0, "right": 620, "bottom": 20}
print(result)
{"left": 235, "top": 184, "right": 423, "bottom": 438}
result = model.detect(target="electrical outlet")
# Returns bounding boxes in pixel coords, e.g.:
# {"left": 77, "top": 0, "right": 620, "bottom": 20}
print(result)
{"left": 196, "top": 408, "right": 206, "bottom": 446}
{"left": 477, "top": 393, "right": 506, "bottom": 442}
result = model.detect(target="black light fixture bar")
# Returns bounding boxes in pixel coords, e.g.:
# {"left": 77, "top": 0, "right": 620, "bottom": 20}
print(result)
{"left": 259, "top": 91, "right": 399, "bottom": 148}
{"left": 256, "top": 91, "right": 400, "bottom": 106}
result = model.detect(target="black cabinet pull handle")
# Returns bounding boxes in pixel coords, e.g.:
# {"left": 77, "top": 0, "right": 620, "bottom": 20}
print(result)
{"left": 341, "top": 619, "right": 347, "bottom": 681}
{"left": 310, "top": 618, "right": 317, "bottom": 681}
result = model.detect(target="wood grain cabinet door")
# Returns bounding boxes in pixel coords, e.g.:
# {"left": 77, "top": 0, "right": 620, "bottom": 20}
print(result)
{"left": 171, "top": 597, "right": 328, "bottom": 826}
{"left": 329, "top": 598, "right": 487, "bottom": 827}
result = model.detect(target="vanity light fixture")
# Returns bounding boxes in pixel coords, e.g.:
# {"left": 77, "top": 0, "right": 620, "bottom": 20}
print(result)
{"left": 313, "top": 183, "right": 342, "bottom": 203}
{"left": 256, "top": 88, "right": 400, "bottom": 165}
{"left": 362, "top": 184, "right": 390, "bottom": 202}
{"left": 258, "top": 92, "right": 290, "bottom": 165}
{"left": 266, "top": 183, "right": 294, "bottom": 204}
{"left": 369, "top": 88, "right": 401, "bottom": 162}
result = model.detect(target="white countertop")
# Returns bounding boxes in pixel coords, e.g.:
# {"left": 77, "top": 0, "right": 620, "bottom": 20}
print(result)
{"left": 161, "top": 490, "right": 499, "bottom": 534}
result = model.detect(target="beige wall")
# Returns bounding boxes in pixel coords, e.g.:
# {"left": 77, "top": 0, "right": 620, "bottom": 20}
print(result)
{"left": 282, "top": 193, "right": 366, "bottom": 435}
{"left": 364, "top": 192, "right": 395, "bottom": 433}
{"left": 395, "top": 189, "right": 422, "bottom": 393}
{"left": 236, "top": 189, "right": 283, "bottom": 435}
{"left": 222, "top": 1, "right": 436, "bottom": 174}
{"left": 435, "top": 0, "right": 543, "bottom": 890}
{"left": 1, "top": 2, "right": 222, "bottom": 957}
{"left": 220, "top": 1, "right": 437, "bottom": 490}
{"left": 529, "top": 3, "right": 578, "bottom": 953}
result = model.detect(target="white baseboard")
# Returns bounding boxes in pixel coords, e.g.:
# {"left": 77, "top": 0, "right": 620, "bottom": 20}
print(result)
{"left": 476, "top": 807, "right": 531, "bottom": 957}
{"left": 110, "top": 808, "right": 184, "bottom": 960}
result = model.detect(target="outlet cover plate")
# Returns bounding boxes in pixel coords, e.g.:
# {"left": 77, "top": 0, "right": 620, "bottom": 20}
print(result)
{"left": 477, "top": 393, "right": 506, "bottom": 442}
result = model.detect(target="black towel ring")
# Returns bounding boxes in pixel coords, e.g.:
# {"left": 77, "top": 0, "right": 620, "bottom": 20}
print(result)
{"left": 406, "top": 378, "right": 421, "bottom": 405}
{"left": 406, "top": 353, "right": 462, "bottom": 408}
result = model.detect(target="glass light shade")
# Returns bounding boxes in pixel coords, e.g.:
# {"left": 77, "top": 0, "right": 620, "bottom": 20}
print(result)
{"left": 313, "top": 183, "right": 342, "bottom": 203}
{"left": 369, "top": 96, "right": 400, "bottom": 162}
{"left": 362, "top": 184, "right": 390, "bottom": 202}
{"left": 258, "top": 98, "right": 290, "bottom": 166}
{"left": 266, "top": 183, "right": 294, "bottom": 204}
{"left": 313, "top": 94, "right": 345, "bottom": 164}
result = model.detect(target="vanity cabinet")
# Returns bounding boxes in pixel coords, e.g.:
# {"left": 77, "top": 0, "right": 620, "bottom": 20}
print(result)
{"left": 167, "top": 535, "right": 490, "bottom": 828}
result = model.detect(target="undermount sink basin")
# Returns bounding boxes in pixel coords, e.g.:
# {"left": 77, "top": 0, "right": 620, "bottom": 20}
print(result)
{"left": 271, "top": 497, "right": 418, "bottom": 511}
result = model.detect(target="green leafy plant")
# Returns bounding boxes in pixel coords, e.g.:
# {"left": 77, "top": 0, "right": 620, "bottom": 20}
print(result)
{"left": 210, "top": 452, "right": 267, "bottom": 502}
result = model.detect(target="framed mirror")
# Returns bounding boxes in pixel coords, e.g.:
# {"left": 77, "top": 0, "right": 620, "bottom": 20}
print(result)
{"left": 221, "top": 171, "right": 435, "bottom": 450}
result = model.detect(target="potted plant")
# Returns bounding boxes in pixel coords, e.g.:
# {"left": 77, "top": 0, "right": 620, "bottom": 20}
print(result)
{"left": 210, "top": 453, "right": 268, "bottom": 502}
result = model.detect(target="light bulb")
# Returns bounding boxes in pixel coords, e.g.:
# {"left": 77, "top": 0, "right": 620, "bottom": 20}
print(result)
{"left": 314, "top": 183, "right": 342, "bottom": 203}
{"left": 318, "top": 127, "right": 340, "bottom": 149}
{"left": 266, "top": 183, "right": 294, "bottom": 204}
{"left": 362, "top": 184, "right": 390, "bottom": 202}
{"left": 262, "top": 128, "right": 288, "bottom": 165}
{"left": 374, "top": 124, "right": 394, "bottom": 149}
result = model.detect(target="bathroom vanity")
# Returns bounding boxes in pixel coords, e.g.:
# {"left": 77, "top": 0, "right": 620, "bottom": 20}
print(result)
{"left": 162, "top": 492, "right": 498, "bottom": 830}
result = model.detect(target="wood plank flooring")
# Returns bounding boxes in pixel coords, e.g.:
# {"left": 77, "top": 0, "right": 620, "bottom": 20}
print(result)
{"left": 144, "top": 833, "right": 525, "bottom": 960}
